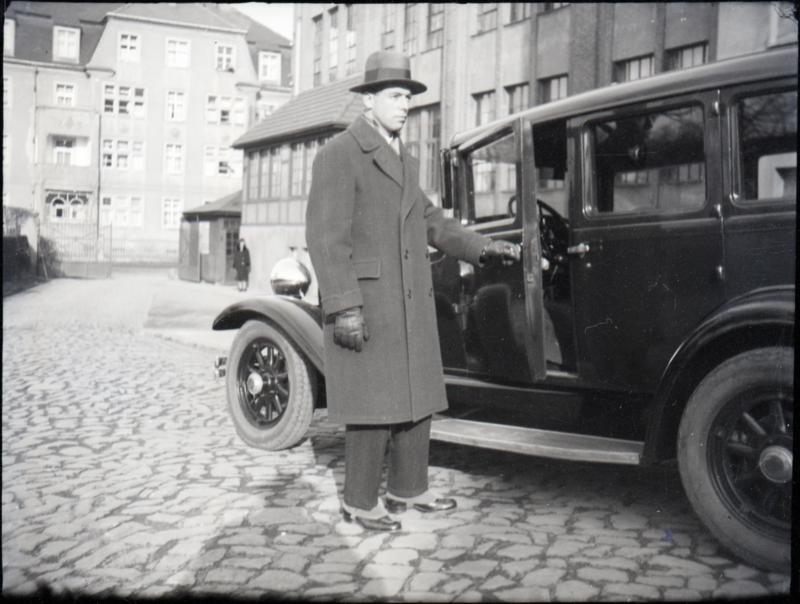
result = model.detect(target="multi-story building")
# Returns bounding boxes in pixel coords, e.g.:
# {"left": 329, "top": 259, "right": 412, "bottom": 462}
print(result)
{"left": 233, "top": 2, "right": 796, "bottom": 292}
{"left": 3, "top": 2, "right": 292, "bottom": 264}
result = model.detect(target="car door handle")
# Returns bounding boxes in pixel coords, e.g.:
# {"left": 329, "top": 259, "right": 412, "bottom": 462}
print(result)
{"left": 566, "top": 242, "right": 590, "bottom": 256}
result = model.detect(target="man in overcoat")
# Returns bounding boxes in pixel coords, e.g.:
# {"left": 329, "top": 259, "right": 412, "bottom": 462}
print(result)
{"left": 234, "top": 238, "right": 251, "bottom": 292}
{"left": 306, "top": 51, "right": 520, "bottom": 531}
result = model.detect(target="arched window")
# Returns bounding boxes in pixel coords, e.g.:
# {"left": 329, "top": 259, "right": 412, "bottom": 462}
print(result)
{"left": 69, "top": 199, "right": 85, "bottom": 222}
{"left": 50, "top": 197, "right": 65, "bottom": 221}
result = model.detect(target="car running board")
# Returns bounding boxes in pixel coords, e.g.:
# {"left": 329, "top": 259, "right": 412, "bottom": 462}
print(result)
{"left": 430, "top": 418, "right": 644, "bottom": 465}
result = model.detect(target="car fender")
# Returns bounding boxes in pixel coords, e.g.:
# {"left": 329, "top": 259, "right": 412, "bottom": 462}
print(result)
{"left": 212, "top": 296, "right": 324, "bottom": 373}
{"left": 642, "top": 285, "right": 795, "bottom": 464}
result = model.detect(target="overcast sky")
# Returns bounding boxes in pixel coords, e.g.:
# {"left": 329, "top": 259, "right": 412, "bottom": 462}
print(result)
{"left": 234, "top": 2, "right": 295, "bottom": 41}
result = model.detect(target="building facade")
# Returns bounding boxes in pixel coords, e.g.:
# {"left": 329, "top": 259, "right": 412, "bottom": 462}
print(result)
{"left": 234, "top": 2, "right": 797, "bottom": 291}
{"left": 3, "top": 2, "right": 292, "bottom": 263}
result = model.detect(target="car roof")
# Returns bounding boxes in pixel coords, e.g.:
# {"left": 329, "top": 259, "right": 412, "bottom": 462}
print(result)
{"left": 450, "top": 45, "right": 798, "bottom": 151}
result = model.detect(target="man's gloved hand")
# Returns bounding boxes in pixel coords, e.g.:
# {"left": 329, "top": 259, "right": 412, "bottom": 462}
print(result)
{"left": 333, "top": 307, "right": 370, "bottom": 352}
{"left": 480, "top": 240, "right": 522, "bottom": 266}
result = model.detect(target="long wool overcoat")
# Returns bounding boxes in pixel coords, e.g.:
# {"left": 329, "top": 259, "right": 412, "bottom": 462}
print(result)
{"left": 306, "top": 115, "right": 490, "bottom": 425}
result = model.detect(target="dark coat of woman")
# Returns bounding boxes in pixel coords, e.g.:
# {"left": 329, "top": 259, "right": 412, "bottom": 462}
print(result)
{"left": 306, "top": 115, "right": 490, "bottom": 425}
{"left": 234, "top": 244, "right": 250, "bottom": 281}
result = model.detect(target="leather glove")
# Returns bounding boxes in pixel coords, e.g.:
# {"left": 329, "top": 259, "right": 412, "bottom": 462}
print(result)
{"left": 480, "top": 240, "right": 522, "bottom": 266}
{"left": 333, "top": 307, "right": 370, "bottom": 352}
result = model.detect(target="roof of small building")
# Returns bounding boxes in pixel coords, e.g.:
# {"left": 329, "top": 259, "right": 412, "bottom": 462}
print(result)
{"left": 233, "top": 75, "right": 363, "bottom": 149}
{"left": 183, "top": 190, "right": 241, "bottom": 218}
{"left": 107, "top": 3, "right": 241, "bottom": 32}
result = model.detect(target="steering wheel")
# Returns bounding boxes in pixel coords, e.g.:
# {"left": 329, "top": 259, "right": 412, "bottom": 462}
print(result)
{"left": 537, "top": 199, "right": 568, "bottom": 266}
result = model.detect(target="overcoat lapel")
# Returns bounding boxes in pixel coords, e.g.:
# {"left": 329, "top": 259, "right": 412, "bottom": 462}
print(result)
{"left": 348, "top": 115, "right": 404, "bottom": 188}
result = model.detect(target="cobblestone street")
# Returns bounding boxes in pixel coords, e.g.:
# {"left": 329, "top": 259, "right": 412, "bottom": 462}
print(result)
{"left": 1, "top": 271, "right": 792, "bottom": 600}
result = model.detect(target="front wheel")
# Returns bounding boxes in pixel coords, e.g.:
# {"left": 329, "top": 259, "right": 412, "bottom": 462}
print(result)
{"left": 677, "top": 347, "right": 792, "bottom": 572}
{"left": 226, "top": 320, "right": 315, "bottom": 450}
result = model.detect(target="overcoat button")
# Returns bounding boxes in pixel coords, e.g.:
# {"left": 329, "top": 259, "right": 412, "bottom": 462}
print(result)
{"left": 404, "top": 250, "right": 409, "bottom": 259}
{"left": 407, "top": 289, "right": 412, "bottom": 299}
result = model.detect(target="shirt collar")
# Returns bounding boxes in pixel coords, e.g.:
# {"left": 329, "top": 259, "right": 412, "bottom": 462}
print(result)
{"left": 363, "top": 113, "right": 400, "bottom": 145}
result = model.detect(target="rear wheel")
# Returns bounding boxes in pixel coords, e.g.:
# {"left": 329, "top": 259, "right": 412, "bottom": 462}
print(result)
{"left": 226, "top": 320, "right": 314, "bottom": 450}
{"left": 677, "top": 347, "right": 792, "bottom": 572}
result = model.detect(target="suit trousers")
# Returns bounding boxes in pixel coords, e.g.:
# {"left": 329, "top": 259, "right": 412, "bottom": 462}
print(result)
{"left": 343, "top": 416, "right": 431, "bottom": 510}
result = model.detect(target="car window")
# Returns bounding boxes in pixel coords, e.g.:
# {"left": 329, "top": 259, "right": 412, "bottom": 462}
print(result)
{"left": 736, "top": 90, "right": 797, "bottom": 203}
{"left": 467, "top": 131, "right": 517, "bottom": 223}
{"left": 589, "top": 104, "right": 706, "bottom": 215}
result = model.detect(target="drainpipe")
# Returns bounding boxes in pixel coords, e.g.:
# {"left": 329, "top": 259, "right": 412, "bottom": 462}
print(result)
{"left": 96, "top": 110, "right": 102, "bottom": 258}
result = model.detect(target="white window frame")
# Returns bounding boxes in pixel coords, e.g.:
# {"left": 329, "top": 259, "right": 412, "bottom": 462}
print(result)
{"left": 54, "top": 82, "right": 76, "bottom": 107}
{"left": 666, "top": 42, "right": 707, "bottom": 71}
{"left": 258, "top": 51, "right": 281, "bottom": 83}
{"left": 206, "top": 95, "right": 245, "bottom": 125}
{"left": 102, "top": 138, "right": 144, "bottom": 170}
{"left": 53, "top": 26, "right": 80, "bottom": 62}
{"left": 53, "top": 136, "right": 75, "bottom": 165}
{"left": 166, "top": 90, "right": 186, "bottom": 122}
{"left": 615, "top": 54, "right": 654, "bottom": 82}
{"left": 204, "top": 145, "right": 239, "bottom": 176}
{"left": 215, "top": 41, "right": 235, "bottom": 71}
{"left": 102, "top": 195, "right": 144, "bottom": 227}
{"left": 165, "top": 38, "right": 190, "bottom": 68}
{"left": 118, "top": 32, "right": 141, "bottom": 62}
{"left": 162, "top": 197, "right": 183, "bottom": 229}
{"left": 164, "top": 143, "right": 184, "bottom": 174}
{"left": 539, "top": 74, "right": 568, "bottom": 103}
{"left": 4, "top": 18, "right": 15, "bottom": 56}
{"left": 3, "top": 76, "right": 10, "bottom": 109}
{"left": 104, "top": 84, "right": 146, "bottom": 117}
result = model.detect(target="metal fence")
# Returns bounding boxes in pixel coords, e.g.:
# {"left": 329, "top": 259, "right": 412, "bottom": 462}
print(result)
{"left": 38, "top": 222, "right": 112, "bottom": 278}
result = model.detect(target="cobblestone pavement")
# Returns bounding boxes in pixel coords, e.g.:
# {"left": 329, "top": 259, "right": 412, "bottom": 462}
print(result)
{"left": 2, "top": 271, "right": 792, "bottom": 601}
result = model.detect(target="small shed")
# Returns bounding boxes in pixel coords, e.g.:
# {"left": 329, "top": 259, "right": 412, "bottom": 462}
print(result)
{"left": 178, "top": 191, "right": 241, "bottom": 284}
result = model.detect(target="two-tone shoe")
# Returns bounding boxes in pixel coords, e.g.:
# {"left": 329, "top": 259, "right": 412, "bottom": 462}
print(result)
{"left": 385, "top": 497, "right": 457, "bottom": 514}
{"left": 341, "top": 507, "right": 401, "bottom": 531}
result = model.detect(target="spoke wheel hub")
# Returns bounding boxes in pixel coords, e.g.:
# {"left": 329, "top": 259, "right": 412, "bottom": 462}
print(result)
{"left": 246, "top": 372, "right": 265, "bottom": 395}
{"left": 758, "top": 445, "right": 792, "bottom": 484}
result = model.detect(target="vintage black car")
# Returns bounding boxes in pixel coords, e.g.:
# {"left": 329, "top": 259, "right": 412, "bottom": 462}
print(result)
{"left": 213, "top": 45, "right": 796, "bottom": 572}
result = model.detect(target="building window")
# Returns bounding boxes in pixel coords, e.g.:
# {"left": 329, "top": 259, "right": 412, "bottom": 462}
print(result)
{"left": 4, "top": 18, "right": 15, "bottom": 56}
{"left": 506, "top": 82, "right": 529, "bottom": 115}
{"left": 53, "top": 137, "right": 75, "bottom": 165}
{"left": 4, "top": 76, "right": 10, "bottom": 108}
{"left": 215, "top": 42, "right": 235, "bottom": 71}
{"left": 103, "top": 139, "right": 144, "bottom": 170}
{"left": 290, "top": 143, "right": 304, "bottom": 197}
{"left": 164, "top": 143, "right": 184, "bottom": 174}
{"left": 166, "top": 38, "right": 190, "bottom": 68}
{"left": 247, "top": 151, "right": 259, "bottom": 200}
{"left": 345, "top": 4, "right": 357, "bottom": 74}
{"left": 104, "top": 85, "right": 145, "bottom": 117}
{"left": 382, "top": 5, "right": 397, "bottom": 50}
{"left": 259, "top": 51, "right": 281, "bottom": 83}
{"left": 406, "top": 106, "right": 442, "bottom": 191}
{"left": 53, "top": 26, "right": 80, "bottom": 62}
{"left": 304, "top": 140, "right": 319, "bottom": 196}
{"left": 543, "top": 2, "right": 569, "bottom": 11}
{"left": 119, "top": 32, "right": 140, "bottom": 62}
{"left": 473, "top": 90, "right": 496, "bottom": 126}
{"left": 539, "top": 74, "right": 567, "bottom": 103}
{"left": 426, "top": 4, "right": 444, "bottom": 50}
{"left": 162, "top": 198, "right": 182, "bottom": 229}
{"left": 508, "top": 3, "right": 532, "bottom": 23}
{"left": 206, "top": 96, "right": 246, "bottom": 125}
{"left": 329, "top": 7, "right": 339, "bottom": 81}
{"left": 101, "top": 195, "right": 143, "bottom": 227}
{"left": 54, "top": 83, "right": 76, "bottom": 107}
{"left": 666, "top": 42, "right": 707, "bottom": 71}
{"left": 204, "top": 146, "right": 240, "bottom": 176}
{"left": 404, "top": 4, "right": 418, "bottom": 55}
{"left": 166, "top": 91, "right": 186, "bottom": 121}
{"left": 476, "top": 3, "right": 497, "bottom": 33}
{"left": 46, "top": 191, "right": 88, "bottom": 223}
{"left": 269, "top": 147, "right": 282, "bottom": 199}
{"left": 313, "top": 15, "right": 323, "bottom": 86}
{"left": 614, "top": 54, "right": 654, "bottom": 82}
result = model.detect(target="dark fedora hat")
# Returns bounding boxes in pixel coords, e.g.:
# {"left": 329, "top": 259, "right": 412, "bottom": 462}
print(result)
{"left": 350, "top": 51, "right": 427, "bottom": 95}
